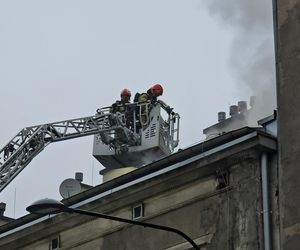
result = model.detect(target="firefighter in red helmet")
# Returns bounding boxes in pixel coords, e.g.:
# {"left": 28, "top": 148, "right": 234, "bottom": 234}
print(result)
{"left": 110, "top": 88, "right": 133, "bottom": 152}
{"left": 150, "top": 83, "right": 163, "bottom": 96}
{"left": 134, "top": 83, "right": 174, "bottom": 129}
{"left": 111, "top": 88, "right": 131, "bottom": 113}
{"left": 136, "top": 83, "right": 163, "bottom": 105}
{"left": 120, "top": 88, "right": 131, "bottom": 102}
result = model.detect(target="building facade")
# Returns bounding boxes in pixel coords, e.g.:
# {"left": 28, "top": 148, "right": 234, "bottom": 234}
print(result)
{"left": 1, "top": 1, "right": 300, "bottom": 249}
{"left": 275, "top": 0, "right": 300, "bottom": 249}
{"left": 0, "top": 127, "right": 278, "bottom": 250}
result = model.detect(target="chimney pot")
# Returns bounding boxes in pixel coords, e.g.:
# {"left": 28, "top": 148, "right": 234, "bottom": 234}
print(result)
{"left": 250, "top": 96, "right": 257, "bottom": 108}
{"left": 229, "top": 105, "right": 238, "bottom": 116}
{"left": 238, "top": 101, "right": 247, "bottom": 113}
{"left": 218, "top": 112, "right": 226, "bottom": 122}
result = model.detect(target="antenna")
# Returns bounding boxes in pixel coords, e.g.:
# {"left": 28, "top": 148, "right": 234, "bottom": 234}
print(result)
{"left": 59, "top": 179, "right": 81, "bottom": 199}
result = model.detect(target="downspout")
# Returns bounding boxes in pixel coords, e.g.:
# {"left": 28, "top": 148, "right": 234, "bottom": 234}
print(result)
{"left": 261, "top": 152, "right": 272, "bottom": 250}
{"left": 272, "top": 0, "right": 279, "bottom": 112}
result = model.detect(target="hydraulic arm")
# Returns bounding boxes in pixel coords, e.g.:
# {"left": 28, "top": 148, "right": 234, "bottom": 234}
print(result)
{"left": 0, "top": 109, "right": 138, "bottom": 192}
{"left": 0, "top": 102, "right": 180, "bottom": 192}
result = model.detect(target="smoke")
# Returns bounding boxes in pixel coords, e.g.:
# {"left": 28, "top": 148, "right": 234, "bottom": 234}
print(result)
{"left": 203, "top": 0, "right": 276, "bottom": 120}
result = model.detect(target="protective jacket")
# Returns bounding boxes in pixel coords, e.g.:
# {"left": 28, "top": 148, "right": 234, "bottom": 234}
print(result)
{"left": 137, "top": 89, "right": 157, "bottom": 105}
{"left": 111, "top": 100, "right": 129, "bottom": 113}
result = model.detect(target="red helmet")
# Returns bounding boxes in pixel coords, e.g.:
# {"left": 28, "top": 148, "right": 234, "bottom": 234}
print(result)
{"left": 120, "top": 88, "right": 131, "bottom": 97}
{"left": 151, "top": 83, "right": 163, "bottom": 96}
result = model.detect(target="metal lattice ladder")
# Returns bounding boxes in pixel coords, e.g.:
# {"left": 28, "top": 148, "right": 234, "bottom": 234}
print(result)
{"left": 0, "top": 111, "right": 138, "bottom": 192}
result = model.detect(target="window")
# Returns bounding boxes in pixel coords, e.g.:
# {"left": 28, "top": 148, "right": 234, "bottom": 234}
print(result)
{"left": 132, "top": 203, "right": 144, "bottom": 220}
{"left": 50, "top": 235, "right": 60, "bottom": 250}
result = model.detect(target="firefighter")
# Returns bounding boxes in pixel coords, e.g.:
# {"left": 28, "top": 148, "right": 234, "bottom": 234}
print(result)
{"left": 110, "top": 89, "right": 133, "bottom": 153}
{"left": 141, "top": 83, "right": 174, "bottom": 114}
{"left": 135, "top": 83, "right": 171, "bottom": 127}
{"left": 136, "top": 83, "right": 164, "bottom": 105}
{"left": 111, "top": 88, "right": 131, "bottom": 113}
{"left": 111, "top": 88, "right": 134, "bottom": 128}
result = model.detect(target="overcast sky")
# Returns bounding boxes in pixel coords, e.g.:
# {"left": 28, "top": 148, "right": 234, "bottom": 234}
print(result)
{"left": 0, "top": 0, "right": 275, "bottom": 218}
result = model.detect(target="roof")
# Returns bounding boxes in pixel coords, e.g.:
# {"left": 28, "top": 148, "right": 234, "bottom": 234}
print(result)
{"left": 258, "top": 110, "right": 277, "bottom": 126}
{"left": 203, "top": 113, "right": 248, "bottom": 135}
{"left": 0, "top": 216, "right": 14, "bottom": 224}
{"left": 0, "top": 126, "right": 277, "bottom": 236}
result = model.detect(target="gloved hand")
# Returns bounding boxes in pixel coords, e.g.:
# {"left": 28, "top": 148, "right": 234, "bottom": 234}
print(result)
{"left": 166, "top": 106, "right": 174, "bottom": 115}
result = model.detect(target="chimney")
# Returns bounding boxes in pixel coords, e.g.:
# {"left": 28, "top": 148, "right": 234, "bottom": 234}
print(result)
{"left": 218, "top": 112, "right": 226, "bottom": 122}
{"left": 238, "top": 101, "right": 247, "bottom": 114}
{"left": 0, "top": 202, "right": 6, "bottom": 216}
{"left": 229, "top": 105, "right": 238, "bottom": 116}
{"left": 75, "top": 172, "right": 83, "bottom": 183}
{"left": 250, "top": 96, "right": 257, "bottom": 109}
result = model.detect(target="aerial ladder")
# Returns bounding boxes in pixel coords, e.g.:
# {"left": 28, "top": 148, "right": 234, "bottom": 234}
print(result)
{"left": 0, "top": 102, "right": 180, "bottom": 192}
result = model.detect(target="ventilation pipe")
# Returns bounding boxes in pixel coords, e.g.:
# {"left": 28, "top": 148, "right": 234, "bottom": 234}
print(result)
{"left": 261, "top": 153, "right": 272, "bottom": 250}
{"left": 75, "top": 172, "right": 83, "bottom": 183}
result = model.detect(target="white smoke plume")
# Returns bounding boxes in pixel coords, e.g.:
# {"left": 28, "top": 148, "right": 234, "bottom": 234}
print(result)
{"left": 203, "top": 0, "right": 276, "bottom": 120}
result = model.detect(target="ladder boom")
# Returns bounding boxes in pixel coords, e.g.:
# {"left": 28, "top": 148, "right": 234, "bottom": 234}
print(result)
{"left": 0, "top": 111, "right": 137, "bottom": 192}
